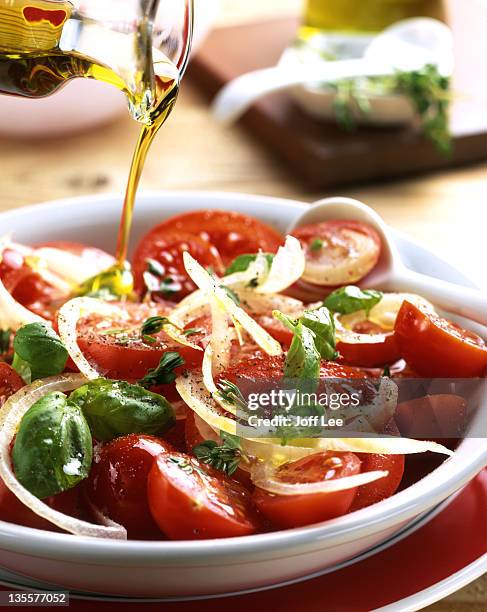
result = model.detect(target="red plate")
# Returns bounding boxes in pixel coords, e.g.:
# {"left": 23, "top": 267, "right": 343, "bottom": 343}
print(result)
{"left": 1, "top": 470, "right": 486, "bottom": 610}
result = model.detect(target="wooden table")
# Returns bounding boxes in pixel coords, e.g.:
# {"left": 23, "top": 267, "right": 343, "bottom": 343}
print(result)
{"left": 0, "top": 2, "right": 485, "bottom": 608}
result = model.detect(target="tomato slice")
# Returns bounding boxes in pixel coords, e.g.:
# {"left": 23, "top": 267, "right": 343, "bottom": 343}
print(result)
{"left": 337, "top": 319, "right": 401, "bottom": 367}
{"left": 253, "top": 452, "right": 361, "bottom": 529}
{"left": 349, "top": 453, "right": 405, "bottom": 512}
{"left": 147, "top": 452, "right": 259, "bottom": 539}
{"left": 394, "top": 301, "right": 487, "bottom": 377}
{"left": 0, "top": 363, "right": 24, "bottom": 407}
{"left": 132, "top": 232, "right": 224, "bottom": 301}
{"left": 86, "top": 434, "right": 172, "bottom": 538}
{"left": 75, "top": 301, "right": 202, "bottom": 380}
{"left": 292, "top": 220, "right": 381, "bottom": 287}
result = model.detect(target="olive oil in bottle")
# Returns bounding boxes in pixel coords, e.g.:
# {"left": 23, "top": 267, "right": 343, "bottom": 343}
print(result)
{"left": 0, "top": 1, "right": 188, "bottom": 297}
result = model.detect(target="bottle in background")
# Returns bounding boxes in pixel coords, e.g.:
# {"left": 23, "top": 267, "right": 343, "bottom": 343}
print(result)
{"left": 299, "top": 0, "right": 446, "bottom": 57}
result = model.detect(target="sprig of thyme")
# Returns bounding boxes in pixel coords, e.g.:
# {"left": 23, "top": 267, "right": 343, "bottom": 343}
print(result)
{"left": 193, "top": 431, "right": 244, "bottom": 476}
{"left": 331, "top": 64, "right": 451, "bottom": 154}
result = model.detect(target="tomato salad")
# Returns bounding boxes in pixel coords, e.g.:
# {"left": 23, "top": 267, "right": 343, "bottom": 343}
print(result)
{"left": 0, "top": 210, "right": 485, "bottom": 540}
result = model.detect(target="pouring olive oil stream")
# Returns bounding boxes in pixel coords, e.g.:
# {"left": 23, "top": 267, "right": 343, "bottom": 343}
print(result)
{"left": 0, "top": 0, "right": 192, "bottom": 298}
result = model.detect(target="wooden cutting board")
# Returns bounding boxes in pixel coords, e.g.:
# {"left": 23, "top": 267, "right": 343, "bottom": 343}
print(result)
{"left": 187, "top": 16, "right": 487, "bottom": 188}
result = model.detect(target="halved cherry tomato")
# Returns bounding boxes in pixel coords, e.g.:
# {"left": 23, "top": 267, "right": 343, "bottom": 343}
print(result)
{"left": 337, "top": 320, "right": 401, "bottom": 368}
{"left": 148, "top": 452, "right": 259, "bottom": 539}
{"left": 394, "top": 301, "right": 487, "bottom": 378}
{"left": 291, "top": 220, "right": 381, "bottom": 287}
{"left": 395, "top": 394, "right": 467, "bottom": 440}
{"left": 86, "top": 434, "right": 173, "bottom": 538}
{"left": 0, "top": 363, "right": 24, "bottom": 407}
{"left": 75, "top": 301, "right": 202, "bottom": 380}
{"left": 349, "top": 453, "right": 405, "bottom": 512}
{"left": 133, "top": 232, "right": 224, "bottom": 301}
{"left": 253, "top": 452, "right": 361, "bottom": 529}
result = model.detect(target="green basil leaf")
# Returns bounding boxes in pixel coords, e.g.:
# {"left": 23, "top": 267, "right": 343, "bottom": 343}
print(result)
{"left": 274, "top": 312, "right": 321, "bottom": 382}
{"left": 324, "top": 286, "right": 383, "bottom": 315}
{"left": 13, "top": 323, "right": 68, "bottom": 381}
{"left": 11, "top": 353, "right": 31, "bottom": 384}
{"left": 300, "top": 307, "right": 338, "bottom": 361}
{"left": 285, "top": 321, "right": 321, "bottom": 381}
{"left": 224, "top": 253, "right": 274, "bottom": 276}
{"left": 70, "top": 379, "right": 175, "bottom": 442}
{"left": 12, "top": 392, "right": 92, "bottom": 498}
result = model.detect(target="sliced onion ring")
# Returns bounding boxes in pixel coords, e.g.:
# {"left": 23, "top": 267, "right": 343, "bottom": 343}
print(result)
{"left": 251, "top": 460, "right": 388, "bottom": 496}
{"left": 0, "top": 374, "right": 127, "bottom": 539}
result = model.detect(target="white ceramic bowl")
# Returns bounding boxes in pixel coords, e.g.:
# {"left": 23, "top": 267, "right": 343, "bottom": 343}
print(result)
{"left": 0, "top": 191, "right": 486, "bottom": 599}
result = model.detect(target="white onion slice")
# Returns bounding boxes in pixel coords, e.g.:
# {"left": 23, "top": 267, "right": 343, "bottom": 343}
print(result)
{"left": 0, "top": 374, "right": 126, "bottom": 539}
{"left": 209, "top": 298, "right": 232, "bottom": 374}
{"left": 222, "top": 236, "right": 305, "bottom": 295}
{"left": 255, "top": 236, "right": 305, "bottom": 294}
{"left": 251, "top": 461, "right": 388, "bottom": 496}
{"left": 32, "top": 247, "right": 114, "bottom": 286}
{"left": 183, "top": 252, "right": 282, "bottom": 356}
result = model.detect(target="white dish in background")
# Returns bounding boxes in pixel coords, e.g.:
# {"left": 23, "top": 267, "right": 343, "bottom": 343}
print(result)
{"left": 0, "top": 191, "right": 485, "bottom": 599}
{"left": 280, "top": 45, "right": 416, "bottom": 126}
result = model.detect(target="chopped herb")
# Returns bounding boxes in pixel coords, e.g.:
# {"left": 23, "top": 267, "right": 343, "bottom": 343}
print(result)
{"left": 193, "top": 431, "right": 243, "bottom": 476}
{"left": 141, "top": 316, "right": 171, "bottom": 336}
{"left": 146, "top": 258, "right": 166, "bottom": 277}
{"left": 216, "top": 379, "right": 247, "bottom": 411}
{"left": 310, "top": 238, "right": 324, "bottom": 252}
{"left": 99, "top": 328, "right": 130, "bottom": 336}
{"left": 141, "top": 334, "right": 157, "bottom": 344}
{"left": 222, "top": 286, "right": 240, "bottom": 306}
{"left": 182, "top": 327, "right": 202, "bottom": 337}
{"left": 139, "top": 351, "right": 185, "bottom": 388}
{"left": 225, "top": 253, "right": 274, "bottom": 276}
{"left": 143, "top": 259, "right": 180, "bottom": 297}
{"left": 0, "top": 329, "right": 11, "bottom": 354}
{"left": 382, "top": 365, "right": 391, "bottom": 377}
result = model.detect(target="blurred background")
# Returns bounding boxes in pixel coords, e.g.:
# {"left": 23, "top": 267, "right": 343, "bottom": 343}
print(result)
{"left": 0, "top": 0, "right": 486, "bottom": 297}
